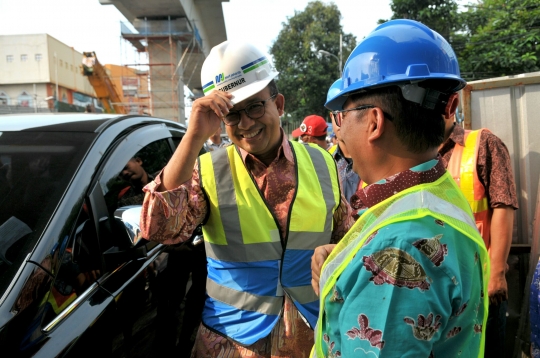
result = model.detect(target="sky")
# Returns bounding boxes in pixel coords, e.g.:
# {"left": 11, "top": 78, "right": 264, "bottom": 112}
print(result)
{"left": 0, "top": 0, "right": 395, "bottom": 66}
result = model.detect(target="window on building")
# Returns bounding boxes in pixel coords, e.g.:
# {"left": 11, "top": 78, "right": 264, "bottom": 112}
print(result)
{"left": 35, "top": 54, "right": 42, "bottom": 61}
{"left": 21, "top": 54, "right": 28, "bottom": 62}
{"left": 70, "top": 64, "right": 74, "bottom": 72}
{"left": 0, "top": 91, "right": 10, "bottom": 105}
{"left": 6, "top": 55, "right": 13, "bottom": 63}
{"left": 18, "top": 91, "right": 33, "bottom": 107}
{"left": 65, "top": 62, "right": 68, "bottom": 69}
{"left": 59, "top": 59, "right": 63, "bottom": 67}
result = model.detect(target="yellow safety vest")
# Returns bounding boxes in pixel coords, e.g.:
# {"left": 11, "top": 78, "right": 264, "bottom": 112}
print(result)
{"left": 447, "top": 128, "right": 492, "bottom": 248}
{"left": 199, "top": 141, "right": 340, "bottom": 344}
{"left": 312, "top": 171, "right": 489, "bottom": 358}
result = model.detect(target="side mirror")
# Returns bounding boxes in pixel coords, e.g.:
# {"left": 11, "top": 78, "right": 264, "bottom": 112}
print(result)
{"left": 113, "top": 205, "right": 144, "bottom": 246}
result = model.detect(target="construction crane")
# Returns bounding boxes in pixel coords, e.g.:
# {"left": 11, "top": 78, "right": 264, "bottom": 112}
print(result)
{"left": 81, "top": 52, "right": 127, "bottom": 114}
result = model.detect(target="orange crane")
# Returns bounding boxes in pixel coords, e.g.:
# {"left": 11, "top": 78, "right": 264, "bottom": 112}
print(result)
{"left": 81, "top": 52, "right": 127, "bottom": 114}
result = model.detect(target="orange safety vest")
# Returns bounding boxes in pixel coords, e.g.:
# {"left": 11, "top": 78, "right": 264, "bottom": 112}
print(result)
{"left": 447, "top": 128, "right": 492, "bottom": 249}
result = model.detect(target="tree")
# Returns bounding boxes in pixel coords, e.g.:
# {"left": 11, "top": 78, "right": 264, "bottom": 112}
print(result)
{"left": 378, "top": 0, "right": 460, "bottom": 41}
{"left": 269, "top": 1, "right": 356, "bottom": 122}
{"left": 380, "top": 0, "right": 540, "bottom": 81}
{"left": 457, "top": 0, "right": 540, "bottom": 80}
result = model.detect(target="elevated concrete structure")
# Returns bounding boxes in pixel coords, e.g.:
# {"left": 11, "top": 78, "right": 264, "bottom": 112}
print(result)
{"left": 100, "top": 0, "right": 228, "bottom": 122}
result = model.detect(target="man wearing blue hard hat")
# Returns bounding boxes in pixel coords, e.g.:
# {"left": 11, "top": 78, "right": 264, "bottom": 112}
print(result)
{"left": 310, "top": 20, "right": 489, "bottom": 357}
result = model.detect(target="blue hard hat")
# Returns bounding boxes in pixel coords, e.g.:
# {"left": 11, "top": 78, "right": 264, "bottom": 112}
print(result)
{"left": 327, "top": 79, "right": 343, "bottom": 102}
{"left": 326, "top": 19, "right": 466, "bottom": 110}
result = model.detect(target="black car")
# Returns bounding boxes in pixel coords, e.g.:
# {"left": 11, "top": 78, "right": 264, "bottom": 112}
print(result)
{"left": 0, "top": 114, "right": 191, "bottom": 357}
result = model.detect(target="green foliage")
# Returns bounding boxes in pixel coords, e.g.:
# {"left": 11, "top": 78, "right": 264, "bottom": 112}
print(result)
{"left": 269, "top": 1, "right": 356, "bottom": 122}
{"left": 457, "top": 0, "right": 540, "bottom": 80}
{"left": 378, "top": 0, "right": 459, "bottom": 40}
{"left": 381, "top": 0, "right": 540, "bottom": 81}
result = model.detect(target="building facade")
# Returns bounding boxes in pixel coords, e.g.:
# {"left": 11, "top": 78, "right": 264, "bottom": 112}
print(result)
{"left": 0, "top": 34, "right": 98, "bottom": 113}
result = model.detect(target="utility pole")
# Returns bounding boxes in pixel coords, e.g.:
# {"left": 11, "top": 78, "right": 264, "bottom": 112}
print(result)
{"left": 339, "top": 33, "right": 343, "bottom": 77}
{"left": 33, "top": 83, "right": 37, "bottom": 113}
{"left": 54, "top": 52, "right": 59, "bottom": 102}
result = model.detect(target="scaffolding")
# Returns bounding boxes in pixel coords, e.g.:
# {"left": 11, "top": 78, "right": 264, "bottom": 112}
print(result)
{"left": 119, "top": 17, "right": 203, "bottom": 123}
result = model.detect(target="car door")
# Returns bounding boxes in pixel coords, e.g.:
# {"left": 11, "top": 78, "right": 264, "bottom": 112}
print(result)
{"left": 32, "top": 123, "right": 179, "bottom": 357}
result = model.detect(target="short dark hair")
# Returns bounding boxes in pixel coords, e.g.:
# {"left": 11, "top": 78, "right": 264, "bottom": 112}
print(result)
{"left": 349, "top": 86, "right": 445, "bottom": 153}
{"left": 267, "top": 79, "right": 279, "bottom": 97}
{"left": 313, "top": 134, "right": 327, "bottom": 141}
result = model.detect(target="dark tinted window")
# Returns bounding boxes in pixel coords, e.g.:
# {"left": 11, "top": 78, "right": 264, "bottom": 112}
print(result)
{"left": 103, "top": 139, "right": 171, "bottom": 213}
{"left": 41, "top": 203, "right": 102, "bottom": 326}
{"left": 0, "top": 131, "right": 95, "bottom": 297}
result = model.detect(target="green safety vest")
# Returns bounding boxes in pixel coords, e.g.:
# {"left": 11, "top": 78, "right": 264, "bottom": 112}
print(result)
{"left": 312, "top": 171, "right": 490, "bottom": 358}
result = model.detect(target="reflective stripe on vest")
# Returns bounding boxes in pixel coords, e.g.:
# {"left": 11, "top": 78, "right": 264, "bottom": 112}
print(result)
{"left": 199, "top": 141, "right": 340, "bottom": 344}
{"left": 447, "top": 128, "right": 492, "bottom": 248}
{"left": 312, "top": 172, "right": 489, "bottom": 358}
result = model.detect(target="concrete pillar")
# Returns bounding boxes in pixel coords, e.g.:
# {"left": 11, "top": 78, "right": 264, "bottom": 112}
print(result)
{"left": 147, "top": 38, "right": 184, "bottom": 122}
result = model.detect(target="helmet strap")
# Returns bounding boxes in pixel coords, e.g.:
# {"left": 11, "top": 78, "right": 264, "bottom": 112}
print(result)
{"left": 399, "top": 83, "right": 452, "bottom": 114}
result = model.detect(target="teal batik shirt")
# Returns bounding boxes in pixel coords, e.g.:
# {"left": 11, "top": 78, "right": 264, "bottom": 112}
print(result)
{"left": 321, "top": 159, "right": 485, "bottom": 358}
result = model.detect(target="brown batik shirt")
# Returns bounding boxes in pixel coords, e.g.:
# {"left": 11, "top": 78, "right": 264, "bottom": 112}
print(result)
{"left": 141, "top": 130, "right": 354, "bottom": 357}
{"left": 438, "top": 123, "right": 518, "bottom": 210}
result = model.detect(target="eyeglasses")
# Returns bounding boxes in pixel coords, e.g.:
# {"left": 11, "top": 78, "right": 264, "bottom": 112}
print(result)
{"left": 223, "top": 94, "right": 277, "bottom": 126}
{"left": 330, "top": 105, "right": 376, "bottom": 127}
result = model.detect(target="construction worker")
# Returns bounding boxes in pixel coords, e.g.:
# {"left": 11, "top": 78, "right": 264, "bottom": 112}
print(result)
{"left": 327, "top": 133, "right": 338, "bottom": 154}
{"left": 292, "top": 115, "right": 331, "bottom": 150}
{"left": 140, "top": 41, "right": 354, "bottom": 357}
{"left": 326, "top": 79, "right": 361, "bottom": 204}
{"left": 310, "top": 19, "right": 489, "bottom": 357}
{"left": 439, "top": 113, "right": 518, "bottom": 358}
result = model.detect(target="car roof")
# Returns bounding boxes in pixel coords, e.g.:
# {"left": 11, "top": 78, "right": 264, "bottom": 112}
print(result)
{"left": 0, "top": 113, "right": 185, "bottom": 133}
{"left": 0, "top": 113, "right": 118, "bottom": 132}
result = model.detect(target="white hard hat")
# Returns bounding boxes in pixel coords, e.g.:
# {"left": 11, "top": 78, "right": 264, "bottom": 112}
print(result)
{"left": 201, "top": 41, "right": 279, "bottom": 105}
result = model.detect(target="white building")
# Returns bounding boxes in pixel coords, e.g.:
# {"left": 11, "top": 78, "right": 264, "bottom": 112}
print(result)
{"left": 0, "top": 34, "right": 97, "bottom": 112}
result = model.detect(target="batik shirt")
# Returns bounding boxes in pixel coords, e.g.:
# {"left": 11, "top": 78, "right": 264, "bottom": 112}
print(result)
{"left": 141, "top": 130, "right": 354, "bottom": 357}
{"left": 321, "top": 158, "right": 485, "bottom": 357}
{"left": 439, "top": 124, "right": 518, "bottom": 210}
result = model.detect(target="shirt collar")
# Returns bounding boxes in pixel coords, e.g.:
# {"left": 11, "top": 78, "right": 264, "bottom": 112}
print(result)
{"left": 355, "top": 157, "right": 446, "bottom": 209}
{"left": 237, "top": 128, "right": 294, "bottom": 165}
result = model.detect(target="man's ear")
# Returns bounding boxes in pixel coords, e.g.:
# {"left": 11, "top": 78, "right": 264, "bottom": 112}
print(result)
{"left": 444, "top": 93, "right": 459, "bottom": 120}
{"left": 275, "top": 93, "right": 285, "bottom": 116}
{"left": 367, "top": 107, "right": 386, "bottom": 142}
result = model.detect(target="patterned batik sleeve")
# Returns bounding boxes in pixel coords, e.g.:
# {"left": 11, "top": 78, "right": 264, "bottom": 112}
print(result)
{"left": 140, "top": 163, "right": 208, "bottom": 245}
{"left": 477, "top": 131, "right": 518, "bottom": 209}
{"left": 323, "top": 217, "right": 484, "bottom": 358}
{"left": 331, "top": 192, "right": 355, "bottom": 244}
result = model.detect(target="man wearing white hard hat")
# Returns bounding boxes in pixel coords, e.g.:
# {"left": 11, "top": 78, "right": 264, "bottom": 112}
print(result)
{"left": 140, "top": 41, "right": 354, "bottom": 356}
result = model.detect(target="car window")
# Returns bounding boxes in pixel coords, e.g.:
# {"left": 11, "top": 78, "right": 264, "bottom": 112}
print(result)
{"left": 0, "top": 131, "right": 95, "bottom": 298}
{"left": 103, "top": 139, "right": 172, "bottom": 215}
{"left": 41, "top": 204, "right": 101, "bottom": 326}
{"left": 39, "top": 136, "right": 173, "bottom": 324}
